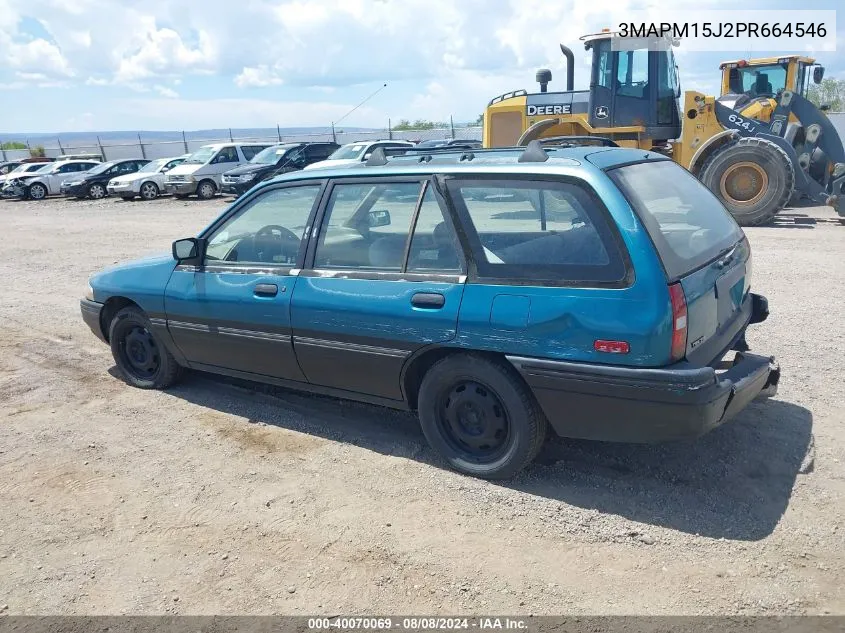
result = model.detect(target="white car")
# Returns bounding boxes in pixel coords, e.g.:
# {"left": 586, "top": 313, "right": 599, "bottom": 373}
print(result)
{"left": 0, "top": 162, "right": 50, "bottom": 187}
{"left": 303, "top": 140, "right": 415, "bottom": 170}
{"left": 107, "top": 155, "right": 189, "bottom": 201}
{"left": 15, "top": 159, "right": 101, "bottom": 200}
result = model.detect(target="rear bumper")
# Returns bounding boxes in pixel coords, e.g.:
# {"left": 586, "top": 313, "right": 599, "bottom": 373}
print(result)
{"left": 63, "top": 184, "right": 86, "bottom": 196}
{"left": 80, "top": 299, "right": 106, "bottom": 342}
{"left": 509, "top": 352, "right": 779, "bottom": 443}
{"left": 107, "top": 182, "right": 136, "bottom": 195}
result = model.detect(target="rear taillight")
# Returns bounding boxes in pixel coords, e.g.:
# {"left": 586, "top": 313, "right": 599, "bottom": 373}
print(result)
{"left": 669, "top": 282, "right": 687, "bottom": 362}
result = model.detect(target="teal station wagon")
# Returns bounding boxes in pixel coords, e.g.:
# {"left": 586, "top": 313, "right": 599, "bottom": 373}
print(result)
{"left": 81, "top": 141, "right": 780, "bottom": 479}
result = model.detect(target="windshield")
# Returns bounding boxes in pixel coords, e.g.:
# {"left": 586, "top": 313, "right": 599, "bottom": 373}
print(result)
{"left": 35, "top": 163, "right": 58, "bottom": 174}
{"left": 250, "top": 146, "right": 293, "bottom": 165}
{"left": 729, "top": 63, "right": 788, "bottom": 98}
{"left": 86, "top": 162, "right": 117, "bottom": 176}
{"left": 184, "top": 147, "right": 217, "bottom": 165}
{"left": 328, "top": 143, "right": 367, "bottom": 160}
{"left": 609, "top": 161, "right": 744, "bottom": 279}
{"left": 138, "top": 158, "right": 167, "bottom": 173}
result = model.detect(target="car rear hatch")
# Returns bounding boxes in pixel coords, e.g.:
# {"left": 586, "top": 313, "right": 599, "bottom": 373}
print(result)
{"left": 608, "top": 160, "right": 751, "bottom": 367}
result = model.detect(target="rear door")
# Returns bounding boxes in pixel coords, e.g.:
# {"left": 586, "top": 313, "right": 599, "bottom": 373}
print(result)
{"left": 608, "top": 160, "right": 749, "bottom": 366}
{"left": 291, "top": 177, "right": 466, "bottom": 401}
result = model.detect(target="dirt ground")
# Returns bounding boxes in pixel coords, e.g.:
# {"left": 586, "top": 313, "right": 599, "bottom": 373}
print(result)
{"left": 0, "top": 194, "right": 843, "bottom": 616}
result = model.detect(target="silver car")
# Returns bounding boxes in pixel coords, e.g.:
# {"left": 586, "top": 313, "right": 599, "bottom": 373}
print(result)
{"left": 14, "top": 159, "right": 101, "bottom": 200}
{"left": 107, "top": 155, "right": 189, "bottom": 201}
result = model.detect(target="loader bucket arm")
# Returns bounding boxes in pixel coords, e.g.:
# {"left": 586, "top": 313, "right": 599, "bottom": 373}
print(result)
{"left": 714, "top": 97, "right": 844, "bottom": 213}
{"left": 517, "top": 118, "right": 561, "bottom": 146}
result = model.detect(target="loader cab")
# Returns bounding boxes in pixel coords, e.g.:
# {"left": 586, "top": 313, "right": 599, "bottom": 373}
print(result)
{"left": 584, "top": 34, "right": 682, "bottom": 142}
{"left": 720, "top": 56, "right": 819, "bottom": 100}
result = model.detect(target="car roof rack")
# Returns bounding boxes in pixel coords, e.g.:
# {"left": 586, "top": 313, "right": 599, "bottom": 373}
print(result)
{"left": 537, "top": 136, "right": 619, "bottom": 148}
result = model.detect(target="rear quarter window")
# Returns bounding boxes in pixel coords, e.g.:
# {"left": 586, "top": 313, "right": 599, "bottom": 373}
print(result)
{"left": 608, "top": 161, "right": 744, "bottom": 280}
{"left": 445, "top": 177, "right": 629, "bottom": 285}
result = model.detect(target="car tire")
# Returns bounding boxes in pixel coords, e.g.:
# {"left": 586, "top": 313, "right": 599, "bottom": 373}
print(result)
{"left": 139, "top": 181, "right": 159, "bottom": 201}
{"left": 109, "top": 306, "right": 183, "bottom": 390}
{"left": 88, "top": 183, "right": 107, "bottom": 199}
{"left": 28, "top": 182, "right": 47, "bottom": 200}
{"left": 417, "top": 354, "right": 547, "bottom": 479}
{"left": 196, "top": 179, "right": 217, "bottom": 200}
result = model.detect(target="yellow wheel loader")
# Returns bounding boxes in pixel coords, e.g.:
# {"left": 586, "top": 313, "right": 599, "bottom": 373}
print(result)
{"left": 484, "top": 32, "right": 845, "bottom": 226}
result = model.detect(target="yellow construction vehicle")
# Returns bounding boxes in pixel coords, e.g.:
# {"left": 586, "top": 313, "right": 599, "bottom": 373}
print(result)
{"left": 484, "top": 32, "right": 845, "bottom": 225}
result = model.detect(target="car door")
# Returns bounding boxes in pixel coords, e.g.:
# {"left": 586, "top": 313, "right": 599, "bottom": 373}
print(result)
{"left": 208, "top": 146, "right": 240, "bottom": 182}
{"left": 164, "top": 181, "right": 326, "bottom": 381}
{"left": 48, "top": 162, "right": 83, "bottom": 193}
{"left": 291, "top": 177, "right": 467, "bottom": 401}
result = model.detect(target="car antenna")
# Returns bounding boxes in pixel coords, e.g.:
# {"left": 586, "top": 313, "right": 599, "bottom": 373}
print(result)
{"left": 365, "top": 147, "right": 389, "bottom": 166}
{"left": 518, "top": 140, "right": 549, "bottom": 163}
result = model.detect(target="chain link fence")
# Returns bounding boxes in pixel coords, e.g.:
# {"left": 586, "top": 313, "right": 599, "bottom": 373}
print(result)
{"left": 4, "top": 112, "right": 845, "bottom": 163}
{"left": 0, "top": 124, "right": 484, "bottom": 163}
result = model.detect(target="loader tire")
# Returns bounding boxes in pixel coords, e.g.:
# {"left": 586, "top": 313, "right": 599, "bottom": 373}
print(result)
{"left": 700, "top": 137, "right": 794, "bottom": 226}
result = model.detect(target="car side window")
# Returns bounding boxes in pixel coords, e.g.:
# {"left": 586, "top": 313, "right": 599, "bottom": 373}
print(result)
{"left": 216, "top": 147, "right": 239, "bottom": 163}
{"left": 407, "top": 185, "right": 462, "bottom": 272}
{"left": 313, "top": 181, "right": 423, "bottom": 271}
{"left": 58, "top": 163, "right": 79, "bottom": 173}
{"left": 203, "top": 184, "right": 322, "bottom": 266}
{"left": 446, "top": 178, "right": 627, "bottom": 283}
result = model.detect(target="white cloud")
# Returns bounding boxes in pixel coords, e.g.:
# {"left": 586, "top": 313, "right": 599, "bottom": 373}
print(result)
{"left": 234, "top": 65, "right": 284, "bottom": 88}
{"left": 154, "top": 84, "right": 179, "bottom": 98}
{"left": 6, "top": 37, "right": 73, "bottom": 78}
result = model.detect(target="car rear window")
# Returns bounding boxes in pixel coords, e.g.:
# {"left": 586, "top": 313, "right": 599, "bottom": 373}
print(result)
{"left": 446, "top": 178, "right": 628, "bottom": 284}
{"left": 608, "top": 161, "right": 744, "bottom": 280}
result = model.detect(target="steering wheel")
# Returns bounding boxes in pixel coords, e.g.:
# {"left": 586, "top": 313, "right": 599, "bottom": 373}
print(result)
{"left": 251, "top": 224, "right": 301, "bottom": 263}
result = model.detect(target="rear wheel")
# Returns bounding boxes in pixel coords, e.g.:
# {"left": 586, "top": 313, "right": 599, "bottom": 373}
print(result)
{"left": 109, "top": 306, "right": 183, "bottom": 389}
{"left": 196, "top": 179, "right": 217, "bottom": 200}
{"left": 88, "top": 183, "right": 106, "bottom": 199}
{"left": 417, "top": 354, "right": 547, "bottom": 479}
{"left": 28, "top": 182, "right": 47, "bottom": 200}
{"left": 700, "top": 137, "right": 794, "bottom": 226}
{"left": 139, "top": 181, "right": 159, "bottom": 200}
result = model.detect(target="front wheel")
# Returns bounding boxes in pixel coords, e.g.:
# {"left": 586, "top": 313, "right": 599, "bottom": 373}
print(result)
{"left": 417, "top": 354, "right": 547, "bottom": 479}
{"left": 109, "top": 306, "right": 183, "bottom": 389}
{"left": 139, "top": 181, "right": 159, "bottom": 201}
{"left": 196, "top": 180, "right": 217, "bottom": 200}
{"left": 88, "top": 183, "right": 107, "bottom": 199}
{"left": 700, "top": 137, "right": 794, "bottom": 226}
{"left": 28, "top": 182, "right": 47, "bottom": 200}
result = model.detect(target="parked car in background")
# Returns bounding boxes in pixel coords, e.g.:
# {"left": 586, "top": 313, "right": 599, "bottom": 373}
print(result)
{"left": 79, "top": 143, "right": 779, "bottom": 479}
{"left": 0, "top": 161, "right": 24, "bottom": 176}
{"left": 414, "top": 138, "right": 482, "bottom": 149}
{"left": 61, "top": 159, "right": 150, "bottom": 199}
{"left": 107, "top": 155, "right": 189, "bottom": 201}
{"left": 0, "top": 162, "right": 49, "bottom": 189}
{"left": 55, "top": 153, "right": 103, "bottom": 162}
{"left": 304, "top": 140, "right": 415, "bottom": 170}
{"left": 164, "top": 143, "right": 272, "bottom": 199}
{"left": 11, "top": 159, "right": 100, "bottom": 200}
{"left": 221, "top": 142, "right": 339, "bottom": 196}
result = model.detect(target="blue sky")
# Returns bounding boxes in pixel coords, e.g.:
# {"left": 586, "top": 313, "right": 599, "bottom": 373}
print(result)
{"left": 0, "top": 0, "right": 842, "bottom": 134}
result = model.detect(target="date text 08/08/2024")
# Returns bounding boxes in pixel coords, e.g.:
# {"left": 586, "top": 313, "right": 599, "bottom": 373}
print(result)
{"left": 307, "top": 617, "right": 528, "bottom": 630}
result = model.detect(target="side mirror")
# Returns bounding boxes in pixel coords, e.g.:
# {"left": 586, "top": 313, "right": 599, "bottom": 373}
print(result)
{"left": 367, "top": 209, "right": 391, "bottom": 228}
{"left": 813, "top": 66, "right": 825, "bottom": 84}
{"left": 172, "top": 237, "right": 204, "bottom": 262}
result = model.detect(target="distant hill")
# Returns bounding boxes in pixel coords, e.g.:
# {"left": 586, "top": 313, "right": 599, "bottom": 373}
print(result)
{"left": 0, "top": 127, "right": 378, "bottom": 143}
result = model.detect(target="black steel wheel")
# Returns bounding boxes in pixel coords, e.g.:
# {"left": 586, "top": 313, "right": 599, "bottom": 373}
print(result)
{"left": 417, "top": 354, "right": 547, "bottom": 479}
{"left": 109, "top": 306, "right": 183, "bottom": 389}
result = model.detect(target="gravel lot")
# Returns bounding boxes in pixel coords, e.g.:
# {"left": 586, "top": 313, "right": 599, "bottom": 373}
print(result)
{"left": 0, "top": 194, "right": 843, "bottom": 615}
